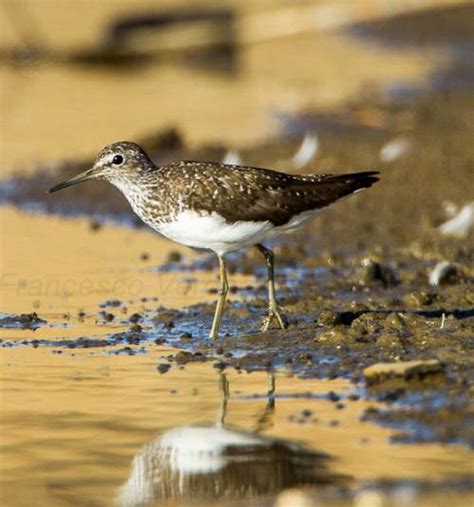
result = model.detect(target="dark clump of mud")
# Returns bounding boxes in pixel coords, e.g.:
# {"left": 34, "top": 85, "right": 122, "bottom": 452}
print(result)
{"left": 364, "top": 402, "right": 474, "bottom": 448}
{"left": 0, "top": 312, "right": 46, "bottom": 329}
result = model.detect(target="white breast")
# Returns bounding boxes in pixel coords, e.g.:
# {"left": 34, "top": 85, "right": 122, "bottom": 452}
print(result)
{"left": 155, "top": 210, "right": 274, "bottom": 255}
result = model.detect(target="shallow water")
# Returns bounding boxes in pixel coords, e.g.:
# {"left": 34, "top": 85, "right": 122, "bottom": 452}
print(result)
{"left": 0, "top": 207, "right": 254, "bottom": 314}
{"left": 2, "top": 346, "right": 473, "bottom": 507}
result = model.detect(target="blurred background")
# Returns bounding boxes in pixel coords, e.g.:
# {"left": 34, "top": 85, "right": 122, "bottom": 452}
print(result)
{"left": 0, "top": 0, "right": 454, "bottom": 165}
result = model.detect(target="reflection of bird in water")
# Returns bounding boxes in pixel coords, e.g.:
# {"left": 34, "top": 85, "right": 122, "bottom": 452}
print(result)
{"left": 117, "top": 372, "right": 343, "bottom": 507}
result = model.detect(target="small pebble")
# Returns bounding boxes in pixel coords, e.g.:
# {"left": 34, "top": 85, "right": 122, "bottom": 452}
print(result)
{"left": 89, "top": 220, "right": 102, "bottom": 231}
{"left": 327, "top": 391, "right": 340, "bottom": 402}
{"left": 167, "top": 250, "right": 182, "bottom": 263}
{"left": 129, "top": 313, "right": 142, "bottom": 323}
{"left": 156, "top": 363, "right": 171, "bottom": 374}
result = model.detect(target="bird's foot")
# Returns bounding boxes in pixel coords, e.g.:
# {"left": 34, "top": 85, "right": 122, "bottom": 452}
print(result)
{"left": 260, "top": 306, "right": 288, "bottom": 332}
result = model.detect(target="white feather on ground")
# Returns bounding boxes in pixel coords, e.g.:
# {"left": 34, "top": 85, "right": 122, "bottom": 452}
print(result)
{"left": 438, "top": 203, "right": 474, "bottom": 237}
{"left": 429, "top": 261, "right": 458, "bottom": 287}
{"left": 379, "top": 136, "right": 412, "bottom": 163}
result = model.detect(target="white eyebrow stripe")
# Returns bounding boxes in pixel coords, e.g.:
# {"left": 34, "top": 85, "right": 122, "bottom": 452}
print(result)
{"left": 99, "top": 153, "right": 116, "bottom": 167}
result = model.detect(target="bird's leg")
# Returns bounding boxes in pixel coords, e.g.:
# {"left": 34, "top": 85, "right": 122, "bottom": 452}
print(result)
{"left": 209, "top": 254, "right": 229, "bottom": 340}
{"left": 255, "top": 244, "right": 288, "bottom": 331}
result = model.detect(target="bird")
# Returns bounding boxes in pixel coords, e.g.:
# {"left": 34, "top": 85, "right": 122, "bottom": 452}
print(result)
{"left": 48, "top": 141, "right": 379, "bottom": 339}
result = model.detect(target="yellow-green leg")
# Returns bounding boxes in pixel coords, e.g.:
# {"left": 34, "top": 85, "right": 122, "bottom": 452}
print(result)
{"left": 255, "top": 244, "right": 288, "bottom": 331}
{"left": 209, "top": 254, "right": 229, "bottom": 340}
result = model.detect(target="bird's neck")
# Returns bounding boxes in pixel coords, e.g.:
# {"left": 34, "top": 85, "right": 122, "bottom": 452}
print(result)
{"left": 109, "top": 170, "right": 154, "bottom": 195}
{"left": 109, "top": 173, "right": 158, "bottom": 219}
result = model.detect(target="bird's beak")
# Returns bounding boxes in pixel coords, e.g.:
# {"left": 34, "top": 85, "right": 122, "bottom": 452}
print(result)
{"left": 48, "top": 167, "right": 97, "bottom": 194}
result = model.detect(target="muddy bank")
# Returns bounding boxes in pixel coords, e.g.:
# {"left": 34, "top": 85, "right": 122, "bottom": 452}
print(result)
{"left": 156, "top": 247, "right": 474, "bottom": 449}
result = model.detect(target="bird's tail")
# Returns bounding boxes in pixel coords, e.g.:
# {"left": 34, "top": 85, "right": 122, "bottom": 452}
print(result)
{"left": 324, "top": 171, "right": 380, "bottom": 190}
{"left": 289, "top": 171, "right": 380, "bottom": 210}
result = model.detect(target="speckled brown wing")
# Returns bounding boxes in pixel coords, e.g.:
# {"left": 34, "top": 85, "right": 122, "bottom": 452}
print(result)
{"left": 160, "top": 161, "right": 379, "bottom": 226}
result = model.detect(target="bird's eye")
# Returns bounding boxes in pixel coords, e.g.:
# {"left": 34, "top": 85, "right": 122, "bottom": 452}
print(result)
{"left": 112, "top": 154, "right": 124, "bottom": 165}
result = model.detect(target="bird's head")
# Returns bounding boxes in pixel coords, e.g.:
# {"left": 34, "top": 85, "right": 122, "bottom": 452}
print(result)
{"left": 48, "top": 141, "right": 155, "bottom": 193}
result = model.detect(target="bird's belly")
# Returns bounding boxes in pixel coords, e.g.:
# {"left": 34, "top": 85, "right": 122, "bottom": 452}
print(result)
{"left": 154, "top": 210, "right": 274, "bottom": 255}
